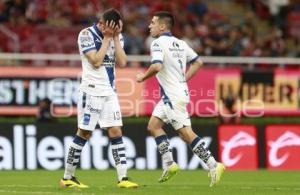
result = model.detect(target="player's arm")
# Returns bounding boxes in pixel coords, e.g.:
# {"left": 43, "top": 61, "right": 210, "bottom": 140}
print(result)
{"left": 80, "top": 21, "right": 115, "bottom": 68}
{"left": 136, "top": 40, "right": 163, "bottom": 82}
{"left": 185, "top": 58, "right": 203, "bottom": 81}
{"left": 184, "top": 41, "right": 203, "bottom": 81}
{"left": 84, "top": 37, "right": 111, "bottom": 68}
{"left": 113, "top": 20, "right": 127, "bottom": 68}
{"left": 136, "top": 63, "right": 162, "bottom": 82}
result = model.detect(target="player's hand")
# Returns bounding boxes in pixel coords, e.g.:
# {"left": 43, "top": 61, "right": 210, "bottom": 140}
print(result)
{"left": 136, "top": 73, "right": 145, "bottom": 83}
{"left": 102, "top": 20, "right": 115, "bottom": 38}
{"left": 114, "top": 20, "right": 123, "bottom": 37}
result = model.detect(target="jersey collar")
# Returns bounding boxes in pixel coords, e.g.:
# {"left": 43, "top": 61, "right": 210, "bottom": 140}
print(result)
{"left": 160, "top": 32, "right": 172, "bottom": 37}
{"left": 93, "top": 23, "right": 104, "bottom": 39}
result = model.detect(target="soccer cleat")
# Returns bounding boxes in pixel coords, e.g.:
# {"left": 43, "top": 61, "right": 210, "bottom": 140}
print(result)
{"left": 208, "top": 162, "right": 225, "bottom": 187}
{"left": 117, "top": 177, "right": 139, "bottom": 188}
{"left": 60, "top": 176, "right": 89, "bottom": 189}
{"left": 158, "top": 162, "right": 180, "bottom": 183}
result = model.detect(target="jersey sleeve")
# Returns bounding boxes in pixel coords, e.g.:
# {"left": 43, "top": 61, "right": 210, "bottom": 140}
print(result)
{"left": 185, "top": 42, "right": 200, "bottom": 64}
{"left": 78, "top": 29, "right": 96, "bottom": 54}
{"left": 150, "top": 40, "right": 164, "bottom": 64}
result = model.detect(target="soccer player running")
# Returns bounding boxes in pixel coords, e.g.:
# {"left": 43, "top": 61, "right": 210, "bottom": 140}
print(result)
{"left": 136, "top": 11, "right": 225, "bottom": 187}
{"left": 60, "top": 8, "right": 138, "bottom": 189}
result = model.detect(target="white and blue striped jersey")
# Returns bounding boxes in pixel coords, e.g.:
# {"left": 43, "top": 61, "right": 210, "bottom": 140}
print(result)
{"left": 77, "top": 23, "right": 124, "bottom": 96}
{"left": 150, "top": 32, "right": 199, "bottom": 105}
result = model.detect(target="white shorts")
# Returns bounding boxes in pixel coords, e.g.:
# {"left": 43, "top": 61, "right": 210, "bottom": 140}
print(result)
{"left": 152, "top": 100, "right": 191, "bottom": 130}
{"left": 77, "top": 90, "right": 122, "bottom": 131}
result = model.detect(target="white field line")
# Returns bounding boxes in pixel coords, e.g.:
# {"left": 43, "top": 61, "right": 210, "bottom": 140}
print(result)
{"left": 0, "top": 190, "right": 53, "bottom": 194}
{"left": 0, "top": 185, "right": 53, "bottom": 188}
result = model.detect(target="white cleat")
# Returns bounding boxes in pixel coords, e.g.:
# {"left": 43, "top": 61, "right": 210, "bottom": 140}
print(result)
{"left": 208, "top": 162, "right": 225, "bottom": 187}
{"left": 158, "top": 162, "right": 180, "bottom": 183}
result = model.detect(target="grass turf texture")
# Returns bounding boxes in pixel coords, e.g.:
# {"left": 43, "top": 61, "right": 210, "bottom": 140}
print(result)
{"left": 0, "top": 170, "right": 299, "bottom": 195}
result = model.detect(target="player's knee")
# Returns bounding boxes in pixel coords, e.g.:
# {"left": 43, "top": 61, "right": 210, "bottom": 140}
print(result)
{"left": 147, "top": 123, "right": 155, "bottom": 133}
{"left": 178, "top": 129, "right": 196, "bottom": 144}
{"left": 178, "top": 132, "right": 189, "bottom": 143}
{"left": 108, "top": 127, "right": 122, "bottom": 137}
{"left": 77, "top": 128, "right": 92, "bottom": 140}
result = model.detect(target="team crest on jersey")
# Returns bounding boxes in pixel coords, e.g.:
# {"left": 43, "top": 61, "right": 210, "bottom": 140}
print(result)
{"left": 83, "top": 113, "right": 90, "bottom": 125}
{"left": 152, "top": 43, "right": 162, "bottom": 52}
{"left": 82, "top": 30, "right": 89, "bottom": 35}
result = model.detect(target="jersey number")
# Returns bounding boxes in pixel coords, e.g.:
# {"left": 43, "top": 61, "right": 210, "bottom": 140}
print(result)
{"left": 113, "top": 111, "right": 121, "bottom": 120}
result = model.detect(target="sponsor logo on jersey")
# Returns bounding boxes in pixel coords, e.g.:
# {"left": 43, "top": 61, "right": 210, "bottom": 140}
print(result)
{"left": 83, "top": 113, "right": 90, "bottom": 125}
{"left": 81, "top": 43, "right": 94, "bottom": 48}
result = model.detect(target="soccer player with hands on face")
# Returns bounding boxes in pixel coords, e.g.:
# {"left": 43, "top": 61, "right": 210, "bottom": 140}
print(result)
{"left": 60, "top": 8, "right": 138, "bottom": 189}
{"left": 137, "top": 11, "right": 225, "bottom": 187}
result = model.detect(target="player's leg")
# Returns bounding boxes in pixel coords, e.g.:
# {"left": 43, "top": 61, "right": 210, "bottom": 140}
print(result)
{"left": 177, "top": 126, "right": 225, "bottom": 187}
{"left": 100, "top": 95, "right": 138, "bottom": 188}
{"left": 60, "top": 128, "right": 91, "bottom": 188}
{"left": 150, "top": 101, "right": 179, "bottom": 183}
{"left": 60, "top": 91, "right": 98, "bottom": 188}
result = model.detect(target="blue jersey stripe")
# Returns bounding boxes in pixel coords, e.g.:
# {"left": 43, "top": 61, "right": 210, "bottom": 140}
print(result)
{"left": 151, "top": 60, "right": 163, "bottom": 64}
{"left": 105, "top": 66, "right": 115, "bottom": 88}
{"left": 188, "top": 55, "right": 200, "bottom": 64}
{"left": 82, "top": 92, "right": 86, "bottom": 108}
{"left": 87, "top": 28, "right": 102, "bottom": 50}
{"left": 159, "top": 84, "right": 173, "bottom": 109}
{"left": 93, "top": 23, "right": 104, "bottom": 39}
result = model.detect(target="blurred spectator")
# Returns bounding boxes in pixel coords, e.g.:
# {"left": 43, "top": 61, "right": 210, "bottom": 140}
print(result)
{"left": 187, "top": 0, "right": 208, "bottom": 19}
{"left": 0, "top": 0, "right": 9, "bottom": 22}
{"left": 37, "top": 98, "right": 55, "bottom": 122}
{"left": 182, "top": 24, "right": 203, "bottom": 54}
{"left": 124, "top": 24, "right": 145, "bottom": 55}
{"left": 268, "top": 26, "right": 286, "bottom": 56}
{"left": 204, "top": 24, "right": 229, "bottom": 56}
{"left": 0, "top": 0, "right": 299, "bottom": 61}
{"left": 228, "top": 27, "right": 243, "bottom": 56}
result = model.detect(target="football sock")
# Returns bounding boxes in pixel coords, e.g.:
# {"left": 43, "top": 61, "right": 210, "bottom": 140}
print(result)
{"left": 64, "top": 135, "right": 87, "bottom": 179}
{"left": 190, "top": 137, "right": 217, "bottom": 169}
{"left": 155, "top": 134, "right": 174, "bottom": 169}
{"left": 110, "top": 136, "right": 127, "bottom": 181}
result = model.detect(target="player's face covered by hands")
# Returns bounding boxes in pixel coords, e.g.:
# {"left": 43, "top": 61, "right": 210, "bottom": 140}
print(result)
{"left": 113, "top": 20, "right": 123, "bottom": 37}
{"left": 100, "top": 20, "right": 116, "bottom": 38}
{"left": 100, "top": 19, "right": 123, "bottom": 38}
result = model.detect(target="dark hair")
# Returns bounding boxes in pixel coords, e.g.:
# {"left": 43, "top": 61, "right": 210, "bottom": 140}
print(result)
{"left": 154, "top": 11, "right": 174, "bottom": 29}
{"left": 102, "top": 8, "right": 122, "bottom": 27}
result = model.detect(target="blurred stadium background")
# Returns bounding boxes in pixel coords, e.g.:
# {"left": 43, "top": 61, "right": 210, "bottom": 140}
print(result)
{"left": 0, "top": 0, "right": 300, "bottom": 194}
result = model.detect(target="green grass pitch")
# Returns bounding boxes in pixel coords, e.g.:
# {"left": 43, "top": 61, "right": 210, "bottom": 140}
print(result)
{"left": 0, "top": 169, "right": 299, "bottom": 195}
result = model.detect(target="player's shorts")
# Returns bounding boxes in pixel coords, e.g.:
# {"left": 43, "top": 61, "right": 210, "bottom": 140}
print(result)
{"left": 77, "top": 90, "right": 122, "bottom": 131}
{"left": 152, "top": 99, "right": 191, "bottom": 130}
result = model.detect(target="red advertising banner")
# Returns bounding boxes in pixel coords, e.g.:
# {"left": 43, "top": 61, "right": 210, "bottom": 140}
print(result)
{"left": 265, "top": 125, "right": 300, "bottom": 170}
{"left": 0, "top": 67, "right": 144, "bottom": 116}
{"left": 0, "top": 67, "right": 300, "bottom": 116}
{"left": 218, "top": 125, "right": 258, "bottom": 170}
